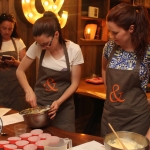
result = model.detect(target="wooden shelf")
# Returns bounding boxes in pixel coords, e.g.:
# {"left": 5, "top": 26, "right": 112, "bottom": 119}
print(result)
{"left": 80, "top": 38, "right": 107, "bottom": 46}
{"left": 80, "top": 16, "right": 105, "bottom": 21}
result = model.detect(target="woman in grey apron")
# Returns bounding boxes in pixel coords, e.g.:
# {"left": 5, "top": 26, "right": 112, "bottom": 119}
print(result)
{"left": 16, "top": 11, "right": 84, "bottom": 132}
{"left": 101, "top": 3, "right": 150, "bottom": 137}
{"left": 0, "top": 13, "right": 28, "bottom": 111}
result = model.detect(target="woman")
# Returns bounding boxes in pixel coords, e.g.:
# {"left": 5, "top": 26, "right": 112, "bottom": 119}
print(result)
{"left": 0, "top": 13, "right": 27, "bottom": 111}
{"left": 16, "top": 11, "right": 84, "bottom": 132}
{"left": 101, "top": 3, "right": 150, "bottom": 137}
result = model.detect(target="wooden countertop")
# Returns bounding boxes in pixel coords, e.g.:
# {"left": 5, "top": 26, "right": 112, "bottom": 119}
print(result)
{"left": 1, "top": 108, "right": 104, "bottom": 147}
{"left": 76, "top": 79, "right": 150, "bottom": 100}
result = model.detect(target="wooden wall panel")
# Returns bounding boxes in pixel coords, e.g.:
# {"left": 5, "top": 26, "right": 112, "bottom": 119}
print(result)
{"left": 61, "top": 0, "right": 77, "bottom": 43}
{"left": 80, "top": 45, "right": 103, "bottom": 78}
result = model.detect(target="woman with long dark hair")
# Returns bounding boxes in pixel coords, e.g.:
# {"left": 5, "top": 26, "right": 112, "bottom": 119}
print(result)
{"left": 101, "top": 3, "right": 150, "bottom": 137}
{"left": 16, "top": 11, "right": 84, "bottom": 132}
{"left": 0, "top": 13, "right": 28, "bottom": 111}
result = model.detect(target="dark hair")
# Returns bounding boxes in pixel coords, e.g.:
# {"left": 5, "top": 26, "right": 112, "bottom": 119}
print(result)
{"left": 32, "top": 11, "right": 65, "bottom": 45}
{"left": 106, "top": 3, "right": 150, "bottom": 60}
{"left": 0, "top": 13, "right": 20, "bottom": 48}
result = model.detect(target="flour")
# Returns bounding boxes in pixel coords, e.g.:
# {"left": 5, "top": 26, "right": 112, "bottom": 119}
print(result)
{"left": 107, "top": 138, "right": 143, "bottom": 149}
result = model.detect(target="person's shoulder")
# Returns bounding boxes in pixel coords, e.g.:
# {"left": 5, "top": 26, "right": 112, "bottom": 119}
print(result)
{"left": 12, "top": 37, "right": 25, "bottom": 44}
{"left": 104, "top": 40, "right": 115, "bottom": 48}
{"left": 12, "top": 37, "right": 22, "bottom": 42}
{"left": 67, "top": 40, "right": 80, "bottom": 47}
{"left": 66, "top": 40, "right": 81, "bottom": 51}
{"left": 28, "top": 42, "right": 40, "bottom": 51}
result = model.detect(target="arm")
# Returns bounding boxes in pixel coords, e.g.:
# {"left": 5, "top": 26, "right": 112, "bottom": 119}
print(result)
{"left": 102, "top": 55, "right": 108, "bottom": 88}
{"left": 16, "top": 55, "right": 37, "bottom": 107}
{"left": 49, "top": 64, "right": 82, "bottom": 119}
{"left": 146, "top": 128, "right": 150, "bottom": 141}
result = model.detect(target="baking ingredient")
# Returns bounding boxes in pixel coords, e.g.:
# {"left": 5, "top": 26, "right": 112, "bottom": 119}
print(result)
{"left": 107, "top": 138, "right": 143, "bottom": 149}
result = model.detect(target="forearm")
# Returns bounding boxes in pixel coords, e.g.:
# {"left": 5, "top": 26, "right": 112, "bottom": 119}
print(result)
{"left": 16, "top": 55, "right": 34, "bottom": 93}
{"left": 13, "top": 59, "right": 20, "bottom": 67}
{"left": 146, "top": 128, "right": 150, "bottom": 141}
{"left": 16, "top": 70, "right": 33, "bottom": 93}
{"left": 57, "top": 64, "right": 82, "bottom": 106}
{"left": 57, "top": 82, "right": 79, "bottom": 105}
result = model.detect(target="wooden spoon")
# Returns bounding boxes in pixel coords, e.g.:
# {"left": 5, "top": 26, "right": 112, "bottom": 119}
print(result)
{"left": 108, "top": 123, "right": 128, "bottom": 150}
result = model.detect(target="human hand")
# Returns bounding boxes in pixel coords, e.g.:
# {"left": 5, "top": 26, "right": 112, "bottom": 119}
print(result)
{"left": 4, "top": 56, "right": 16, "bottom": 66}
{"left": 25, "top": 90, "right": 37, "bottom": 107}
{"left": 48, "top": 100, "right": 60, "bottom": 120}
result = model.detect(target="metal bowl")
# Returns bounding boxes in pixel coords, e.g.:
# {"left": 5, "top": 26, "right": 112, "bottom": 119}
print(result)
{"left": 104, "top": 131, "right": 149, "bottom": 150}
{"left": 19, "top": 105, "right": 50, "bottom": 128}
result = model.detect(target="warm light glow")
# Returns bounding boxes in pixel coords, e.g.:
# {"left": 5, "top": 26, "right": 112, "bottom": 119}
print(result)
{"left": 21, "top": 0, "right": 68, "bottom": 28}
{"left": 43, "top": 1, "right": 49, "bottom": 6}
{"left": 28, "top": 13, "right": 33, "bottom": 18}
{"left": 25, "top": 0, "right": 30, "bottom": 3}
{"left": 87, "top": 28, "right": 90, "bottom": 34}
{"left": 53, "top": 5, "right": 57, "bottom": 9}
{"left": 59, "top": 11, "right": 68, "bottom": 28}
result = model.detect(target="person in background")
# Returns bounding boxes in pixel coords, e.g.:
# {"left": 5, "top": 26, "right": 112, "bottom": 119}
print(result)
{"left": 101, "top": 3, "right": 150, "bottom": 137}
{"left": 0, "top": 13, "right": 28, "bottom": 111}
{"left": 16, "top": 11, "right": 84, "bottom": 132}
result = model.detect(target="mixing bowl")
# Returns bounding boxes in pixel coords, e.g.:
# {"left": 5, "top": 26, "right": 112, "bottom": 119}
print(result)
{"left": 104, "top": 131, "right": 149, "bottom": 150}
{"left": 19, "top": 105, "right": 50, "bottom": 128}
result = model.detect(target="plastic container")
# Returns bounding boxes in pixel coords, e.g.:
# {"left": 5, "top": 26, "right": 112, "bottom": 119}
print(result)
{"left": 35, "top": 140, "right": 50, "bottom": 150}
{"left": 19, "top": 133, "right": 32, "bottom": 140}
{"left": 0, "top": 141, "right": 10, "bottom": 150}
{"left": 30, "top": 129, "right": 43, "bottom": 136}
{"left": 15, "top": 140, "right": 29, "bottom": 149}
{"left": 48, "top": 136, "right": 60, "bottom": 146}
{"left": 3, "top": 144, "right": 17, "bottom": 150}
{"left": 38, "top": 133, "right": 51, "bottom": 140}
{"left": 7, "top": 137, "right": 21, "bottom": 144}
{"left": 28, "top": 136, "right": 40, "bottom": 144}
{"left": 23, "top": 144, "right": 37, "bottom": 150}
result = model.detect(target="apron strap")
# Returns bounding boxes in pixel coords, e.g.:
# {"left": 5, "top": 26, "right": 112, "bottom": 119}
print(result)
{"left": 39, "top": 50, "right": 45, "bottom": 66}
{"left": 62, "top": 42, "right": 70, "bottom": 72}
{"left": 11, "top": 38, "right": 18, "bottom": 60}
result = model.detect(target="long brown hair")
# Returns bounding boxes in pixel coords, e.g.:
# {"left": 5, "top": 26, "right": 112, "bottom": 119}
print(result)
{"left": 0, "top": 13, "right": 19, "bottom": 49}
{"left": 107, "top": 3, "right": 150, "bottom": 60}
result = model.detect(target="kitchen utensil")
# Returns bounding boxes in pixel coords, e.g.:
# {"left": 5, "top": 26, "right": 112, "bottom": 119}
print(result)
{"left": 108, "top": 123, "right": 128, "bottom": 150}
{"left": 104, "top": 130, "right": 149, "bottom": 150}
{"left": 44, "top": 138, "right": 72, "bottom": 150}
{"left": 19, "top": 105, "right": 50, "bottom": 128}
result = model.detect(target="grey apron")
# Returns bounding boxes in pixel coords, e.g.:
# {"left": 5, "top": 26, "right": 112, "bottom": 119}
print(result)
{"left": 101, "top": 45, "right": 150, "bottom": 137}
{"left": 34, "top": 44, "right": 75, "bottom": 132}
{"left": 0, "top": 38, "right": 28, "bottom": 111}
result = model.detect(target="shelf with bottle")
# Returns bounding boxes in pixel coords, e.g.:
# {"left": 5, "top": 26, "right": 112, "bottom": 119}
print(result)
{"left": 80, "top": 16, "right": 106, "bottom": 21}
{"left": 78, "top": 18, "right": 108, "bottom": 45}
